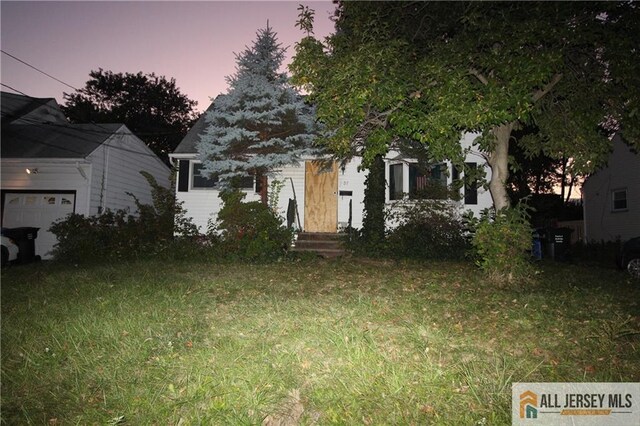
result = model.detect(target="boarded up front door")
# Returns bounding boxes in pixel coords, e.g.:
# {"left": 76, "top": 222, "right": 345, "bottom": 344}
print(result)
{"left": 304, "top": 161, "right": 338, "bottom": 232}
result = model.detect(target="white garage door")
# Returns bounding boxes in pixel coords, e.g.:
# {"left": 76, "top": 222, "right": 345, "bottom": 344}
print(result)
{"left": 2, "top": 192, "right": 75, "bottom": 259}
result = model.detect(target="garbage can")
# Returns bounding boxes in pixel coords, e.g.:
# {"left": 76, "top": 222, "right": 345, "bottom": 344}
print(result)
{"left": 531, "top": 229, "right": 543, "bottom": 260}
{"left": 2, "top": 227, "right": 40, "bottom": 264}
{"left": 545, "top": 227, "right": 572, "bottom": 261}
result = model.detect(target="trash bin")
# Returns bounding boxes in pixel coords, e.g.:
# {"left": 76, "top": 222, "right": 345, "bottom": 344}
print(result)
{"left": 2, "top": 227, "right": 40, "bottom": 264}
{"left": 545, "top": 227, "right": 572, "bottom": 261}
{"left": 531, "top": 229, "right": 543, "bottom": 260}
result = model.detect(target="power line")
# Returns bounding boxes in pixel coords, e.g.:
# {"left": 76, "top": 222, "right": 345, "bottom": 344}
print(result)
{"left": 1, "top": 49, "right": 79, "bottom": 91}
{"left": 1, "top": 101, "right": 172, "bottom": 160}
{"left": 0, "top": 83, "right": 31, "bottom": 97}
{"left": 1, "top": 85, "right": 189, "bottom": 161}
{"left": 2, "top": 120, "right": 171, "bottom": 160}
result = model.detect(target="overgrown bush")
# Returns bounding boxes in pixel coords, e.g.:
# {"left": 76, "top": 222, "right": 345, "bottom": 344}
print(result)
{"left": 471, "top": 203, "right": 534, "bottom": 283}
{"left": 50, "top": 172, "right": 199, "bottom": 263}
{"left": 213, "top": 189, "right": 293, "bottom": 261}
{"left": 386, "top": 200, "right": 469, "bottom": 260}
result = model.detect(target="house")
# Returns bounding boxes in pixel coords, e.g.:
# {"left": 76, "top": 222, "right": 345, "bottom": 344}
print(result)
{"left": 1, "top": 91, "right": 171, "bottom": 259}
{"left": 170, "top": 100, "right": 493, "bottom": 235}
{"left": 582, "top": 134, "right": 640, "bottom": 242}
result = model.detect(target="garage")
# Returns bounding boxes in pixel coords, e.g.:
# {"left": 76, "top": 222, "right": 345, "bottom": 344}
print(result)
{"left": 2, "top": 192, "right": 75, "bottom": 259}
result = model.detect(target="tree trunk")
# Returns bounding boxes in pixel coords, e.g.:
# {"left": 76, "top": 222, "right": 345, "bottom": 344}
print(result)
{"left": 260, "top": 175, "right": 268, "bottom": 205}
{"left": 487, "top": 123, "right": 514, "bottom": 212}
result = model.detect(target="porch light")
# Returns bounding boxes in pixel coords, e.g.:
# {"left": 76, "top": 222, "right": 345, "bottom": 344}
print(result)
{"left": 25, "top": 168, "right": 39, "bottom": 174}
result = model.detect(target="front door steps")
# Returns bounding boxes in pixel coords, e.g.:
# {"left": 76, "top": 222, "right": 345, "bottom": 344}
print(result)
{"left": 291, "top": 232, "right": 346, "bottom": 258}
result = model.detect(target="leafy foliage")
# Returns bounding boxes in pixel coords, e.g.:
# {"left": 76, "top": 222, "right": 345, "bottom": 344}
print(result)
{"left": 213, "top": 190, "right": 293, "bottom": 261}
{"left": 292, "top": 2, "right": 640, "bottom": 211}
{"left": 471, "top": 203, "right": 534, "bottom": 283}
{"left": 50, "top": 172, "right": 198, "bottom": 263}
{"left": 386, "top": 200, "right": 469, "bottom": 260}
{"left": 360, "top": 154, "right": 386, "bottom": 249}
{"left": 62, "top": 69, "right": 198, "bottom": 163}
{"left": 197, "top": 25, "right": 317, "bottom": 193}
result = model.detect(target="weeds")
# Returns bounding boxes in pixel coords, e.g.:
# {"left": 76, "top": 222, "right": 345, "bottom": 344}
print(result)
{"left": 1, "top": 259, "right": 638, "bottom": 424}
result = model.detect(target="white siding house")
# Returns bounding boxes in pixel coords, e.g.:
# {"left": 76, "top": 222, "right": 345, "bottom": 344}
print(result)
{"left": 170, "top": 101, "right": 493, "bottom": 234}
{"left": 582, "top": 134, "right": 640, "bottom": 242}
{"left": 1, "top": 92, "right": 171, "bottom": 259}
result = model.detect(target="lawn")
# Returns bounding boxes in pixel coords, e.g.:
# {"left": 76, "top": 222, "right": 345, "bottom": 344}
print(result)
{"left": 1, "top": 258, "right": 638, "bottom": 424}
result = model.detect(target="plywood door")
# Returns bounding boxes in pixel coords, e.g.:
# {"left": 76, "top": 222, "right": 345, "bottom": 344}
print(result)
{"left": 304, "top": 161, "right": 338, "bottom": 232}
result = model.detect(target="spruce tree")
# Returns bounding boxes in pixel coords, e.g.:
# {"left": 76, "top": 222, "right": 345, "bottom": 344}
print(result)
{"left": 197, "top": 24, "right": 317, "bottom": 203}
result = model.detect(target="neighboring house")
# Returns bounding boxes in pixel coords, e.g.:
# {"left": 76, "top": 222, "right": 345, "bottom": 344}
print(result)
{"left": 1, "top": 91, "right": 171, "bottom": 259}
{"left": 582, "top": 134, "right": 640, "bottom": 242}
{"left": 170, "top": 100, "right": 493, "bottom": 234}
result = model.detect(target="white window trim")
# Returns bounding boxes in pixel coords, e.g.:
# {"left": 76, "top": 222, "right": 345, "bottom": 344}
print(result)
{"left": 385, "top": 160, "right": 450, "bottom": 203}
{"left": 190, "top": 161, "right": 218, "bottom": 190}
{"left": 190, "top": 161, "right": 257, "bottom": 192}
{"left": 611, "top": 188, "right": 628, "bottom": 212}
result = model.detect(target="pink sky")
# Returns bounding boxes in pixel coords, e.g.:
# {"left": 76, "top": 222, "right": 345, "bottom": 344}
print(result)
{"left": 1, "top": 1, "right": 336, "bottom": 113}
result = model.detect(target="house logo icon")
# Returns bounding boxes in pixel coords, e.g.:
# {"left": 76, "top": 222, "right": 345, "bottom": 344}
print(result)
{"left": 520, "top": 390, "right": 538, "bottom": 419}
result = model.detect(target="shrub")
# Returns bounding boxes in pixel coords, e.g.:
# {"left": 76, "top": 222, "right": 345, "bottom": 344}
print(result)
{"left": 214, "top": 189, "right": 293, "bottom": 261}
{"left": 386, "top": 200, "right": 469, "bottom": 260}
{"left": 50, "top": 172, "right": 199, "bottom": 263}
{"left": 471, "top": 203, "right": 534, "bottom": 283}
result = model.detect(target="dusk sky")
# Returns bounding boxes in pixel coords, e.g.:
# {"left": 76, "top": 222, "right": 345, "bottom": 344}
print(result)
{"left": 1, "top": 1, "right": 337, "bottom": 113}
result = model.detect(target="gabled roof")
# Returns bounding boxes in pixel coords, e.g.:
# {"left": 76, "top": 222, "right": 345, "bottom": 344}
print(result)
{"left": 172, "top": 99, "right": 218, "bottom": 154}
{"left": 1, "top": 91, "right": 68, "bottom": 125}
{"left": 1, "top": 122, "right": 123, "bottom": 159}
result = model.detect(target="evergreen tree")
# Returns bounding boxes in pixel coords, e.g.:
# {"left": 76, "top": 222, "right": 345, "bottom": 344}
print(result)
{"left": 197, "top": 24, "right": 317, "bottom": 202}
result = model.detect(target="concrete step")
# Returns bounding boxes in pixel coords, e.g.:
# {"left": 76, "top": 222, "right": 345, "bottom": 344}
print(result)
{"left": 296, "top": 232, "right": 344, "bottom": 241}
{"left": 292, "top": 232, "right": 346, "bottom": 258}
{"left": 293, "top": 239, "right": 343, "bottom": 250}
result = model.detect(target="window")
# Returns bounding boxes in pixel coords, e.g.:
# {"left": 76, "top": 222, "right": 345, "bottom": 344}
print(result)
{"left": 612, "top": 189, "right": 628, "bottom": 211}
{"left": 192, "top": 163, "right": 218, "bottom": 189}
{"left": 389, "top": 164, "right": 403, "bottom": 200}
{"left": 464, "top": 162, "right": 478, "bottom": 205}
{"left": 408, "top": 163, "right": 447, "bottom": 200}
{"left": 389, "top": 162, "right": 448, "bottom": 200}
{"left": 238, "top": 175, "right": 255, "bottom": 190}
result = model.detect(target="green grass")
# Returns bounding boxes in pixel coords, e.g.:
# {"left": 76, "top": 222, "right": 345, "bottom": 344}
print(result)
{"left": 1, "top": 258, "right": 638, "bottom": 424}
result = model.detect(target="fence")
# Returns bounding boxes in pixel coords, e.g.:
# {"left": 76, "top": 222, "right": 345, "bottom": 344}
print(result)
{"left": 556, "top": 220, "right": 584, "bottom": 245}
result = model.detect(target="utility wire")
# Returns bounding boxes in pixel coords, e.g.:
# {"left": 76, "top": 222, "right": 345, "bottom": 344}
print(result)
{"left": 1, "top": 49, "right": 79, "bottom": 91}
{"left": 1, "top": 86, "right": 189, "bottom": 160}
{"left": 1, "top": 83, "right": 32, "bottom": 97}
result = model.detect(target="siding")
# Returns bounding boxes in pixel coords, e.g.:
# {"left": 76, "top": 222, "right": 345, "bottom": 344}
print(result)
{"left": 174, "top": 157, "right": 261, "bottom": 232}
{"left": 175, "top": 159, "right": 367, "bottom": 234}
{"left": 583, "top": 136, "right": 640, "bottom": 242}
{"left": 271, "top": 163, "right": 307, "bottom": 230}
{"left": 1, "top": 159, "right": 91, "bottom": 259}
{"left": 337, "top": 158, "right": 367, "bottom": 229}
{"left": 172, "top": 132, "right": 496, "bottom": 234}
{"left": 1, "top": 159, "right": 91, "bottom": 215}
{"left": 88, "top": 129, "right": 171, "bottom": 215}
{"left": 384, "top": 132, "right": 493, "bottom": 226}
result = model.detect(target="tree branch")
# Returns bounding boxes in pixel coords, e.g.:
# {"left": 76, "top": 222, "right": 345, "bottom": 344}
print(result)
{"left": 469, "top": 67, "right": 489, "bottom": 85}
{"left": 531, "top": 73, "right": 563, "bottom": 103}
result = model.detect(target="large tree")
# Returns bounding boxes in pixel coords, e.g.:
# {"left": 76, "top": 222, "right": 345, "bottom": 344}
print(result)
{"left": 63, "top": 69, "right": 198, "bottom": 163}
{"left": 291, "top": 1, "right": 640, "bottom": 211}
{"left": 197, "top": 24, "right": 316, "bottom": 202}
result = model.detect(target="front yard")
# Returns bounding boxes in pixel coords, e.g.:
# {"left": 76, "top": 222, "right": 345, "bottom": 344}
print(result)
{"left": 1, "top": 258, "right": 638, "bottom": 424}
